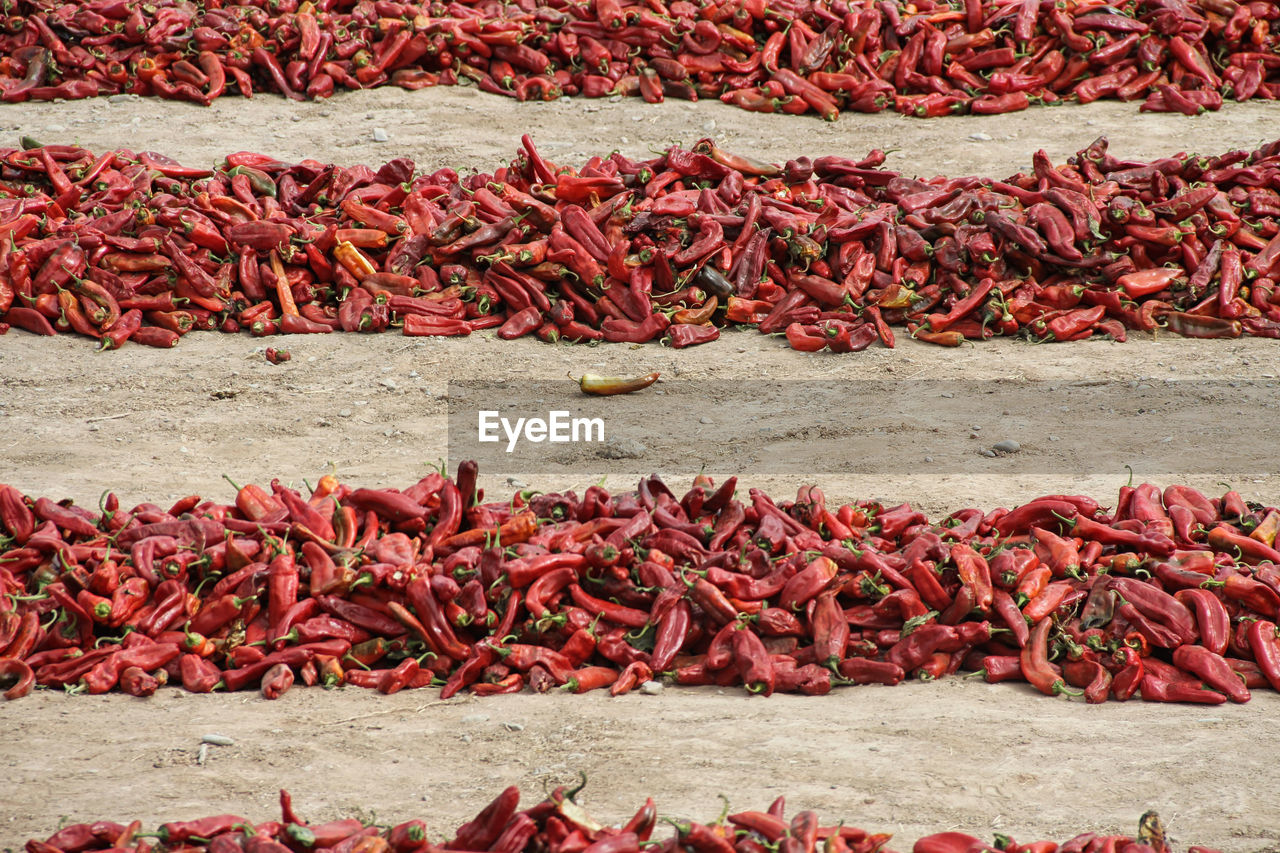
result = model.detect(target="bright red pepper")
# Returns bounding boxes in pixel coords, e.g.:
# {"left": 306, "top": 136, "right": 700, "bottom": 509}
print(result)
{"left": 1020, "top": 618, "right": 1078, "bottom": 698}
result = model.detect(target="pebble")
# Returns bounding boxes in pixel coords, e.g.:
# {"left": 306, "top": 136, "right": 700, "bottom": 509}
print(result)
{"left": 107, "top": 93, "right": 138, "bottom": 104}
{"left": 461, "top": 713, "right": 490, "bottom": 724}
{"left": 923, "top": 456, "right": 933, "bottom": 463}
{"left": 502, "top": 722, "right": 525, "bottom": 732}
{"left": 372, "top": 127, "right": 390, "bottom": 142}
{"left": 1048, "top": 435, "right": 1060, "bottom": 442}
{"left": 460, "top": 734, "right": 472, "bottom": 744}
{"left": 992, "top": 439, "right": 1021, "bottom": 454}
{"left": 979, "top": 448, "right": 997, "bottom": 458}
{"left": 338, "top": 409, "right": 353, "bottom": 418}
{"left": 379, "top": 378, "right": 398, "bottom": 389}
{"left": 639, "top": 681, "right": 663, "bottom": 695}
{"left": 197, "top": 743, "right": 209, "bottom": 766}
{"left": 506, "top": 477, "right": 527, "bottom": 488}
{"left": 968, "top": 132, "right": 993, "bottom": 141}
{"left": 317, "top": 418, "right": 332, "bottom": 427}
{"left": 45, "top": 124, "right": 66, "bottom": 133}
{"left": 597, "top": 437, "right": 646, "bottom": 459}
{"left": 202, "top": 734, "right": 235, "bottom": 746}
{"left": 969, "top": 432, "right": 979, "bottom": 439}
{"left": 940, "top": 392, "right": 953, "bottom": 398}
{"left": 699, "top": 416, "right": 713, "bottom": 424}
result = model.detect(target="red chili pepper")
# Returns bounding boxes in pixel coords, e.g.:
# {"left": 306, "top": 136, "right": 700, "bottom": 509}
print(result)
{"left": 156, "top": 814, "right": 252, "bottom": 845}
{"left": 385, "top": 819, "right": 429, "bottom": 853}
{"left": 1062, "top": 655, "right": 1110, "bottom": 705}
{"left": 118, "top": 665, "right": 159, "bottom": 697}
{"left": 1139, "top": 667, "right": 1227, "bottom": 705}
{"left": 179, "top": 652, "right": 222, "bottom": 693}
{"left": 1246, "top": 620, "right": 1280, "bottom": 691}
{"left": 0, "top": 657, "right": 35, "bottom": 700}
{"left": 776, "top": 555, "right": 838, "bottom": 611}
{"left": 260, "top": 661, "right": 295, "bottom": 699}
{"left": 731, "top": 625, "right": 774, "bottom": 696}
{"left": 97, "top": 308, "right": 143, "bottom": 350}
{"left": 810, "top": 589, "right": 848, "bottom": 669}
{"left": 1171, "top": 645, "right": 1249, "bottom": 703}
{"left": 949, "top": 543, "right": 994, "bottom": 612}
{"left": 375, "top": 657, "right": 420, "bottom": 695}
{"left": 837, "top": 657, "right": 904, "bottom": 685}
{"left": 0, "top": 486, "right": 36, "bottom": 544}
{"left": 404, "top": 577, "right": 470, "bottom": 660}
{"left": 557, "top": 664, "right": 615, "bottom": 694}
{"left": 973, "top": 653, "right": 1021, "bottom": 684}
{"left": 566, "top": 583, "right": 649, "bottom": 629}
{"left": 1208, "top": 524, "right": 1280, "bottom": 564}
{"left": 188, "top": 592, "right": 254, "bottom": 637}
{"left": 1020, "top": 581, "right": 1071, "bottom": 623}
{"left": 497, "top": 306, "right": 543, "bottom": 339}
{"left": 1020, "top": 618, "right": 1079, "bottom": 698}
{"left": 403, "top": 315, "right": 472, "bottom": 337}
{"left": 1215, "top": 574, "right": 1280, "bottom": 616}
{"left": 1173, "top": 588, "right": 1230, "bottom": 656}
{"left": 1069, "top": 514, "right": 1175, "bottom": 557}
{"left": 266, "top": 552, "right": 299, "bottom": 638}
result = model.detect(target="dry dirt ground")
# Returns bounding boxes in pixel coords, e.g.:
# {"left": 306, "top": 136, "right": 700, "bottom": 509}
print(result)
{"left": 3, "top": 90, "right": 1280, "bottom": 851}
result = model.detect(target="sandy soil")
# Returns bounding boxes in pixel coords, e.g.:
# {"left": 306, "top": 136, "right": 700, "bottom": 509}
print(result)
{"left": 3, "top": 89, "right": 1280, "bottom": 851}
{"left": 6, "top": 686, "right": 1280, "bottom": 852}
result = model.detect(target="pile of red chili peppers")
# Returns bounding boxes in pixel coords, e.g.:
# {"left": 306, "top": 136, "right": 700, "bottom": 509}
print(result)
{"left": 0, "top": 0, "right": 1277, "bottom": 118}
{"left": 5, "top": 462, "right": 1280, "bottom": 704}
{"left": 4, "top": 134, "right": 1280, "bottom": 350}
{"left": 19, "top": 784, "right": 1214, "bottom": 853}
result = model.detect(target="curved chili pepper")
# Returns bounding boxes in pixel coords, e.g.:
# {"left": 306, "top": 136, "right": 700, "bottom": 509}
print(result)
{"left": 1171, "top": 645, "right": 1248, "bottom": 703}
{"left": 1139, "top": 666, "right": 1227, "bottom": 705}
{"left": 1020, "top": 617, "right": 1079, "bottom": 698}
{"left": 809, "top": 590, "right": 848, "bottom": 669}
{"left": 0, "top": 657, "right": 35, "bottom": 700}
{"left": 259, "top": 661, "right": 295, "bottom": 699}
{"left": 404, "top": 577, "right": 469, "bottom": 661}
{"left": 577, "top": 371, "right": 659, "bottom": 396}
{"left": 1063, "top": 657, "right": 1111, "bottom": 705}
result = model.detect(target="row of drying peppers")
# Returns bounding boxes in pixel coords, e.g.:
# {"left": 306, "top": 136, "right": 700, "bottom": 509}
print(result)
{"left": 21, "top": 785, "right": 1203, "bottom": 853}
{"left": 5, "top": 461, "right": 1280, "bottom": 703}
{"left": 5, "top": 134, "right": 1280, "bottom": 351}
{"left": 1, "top": 0, "right": 1279, "bottom": 118}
